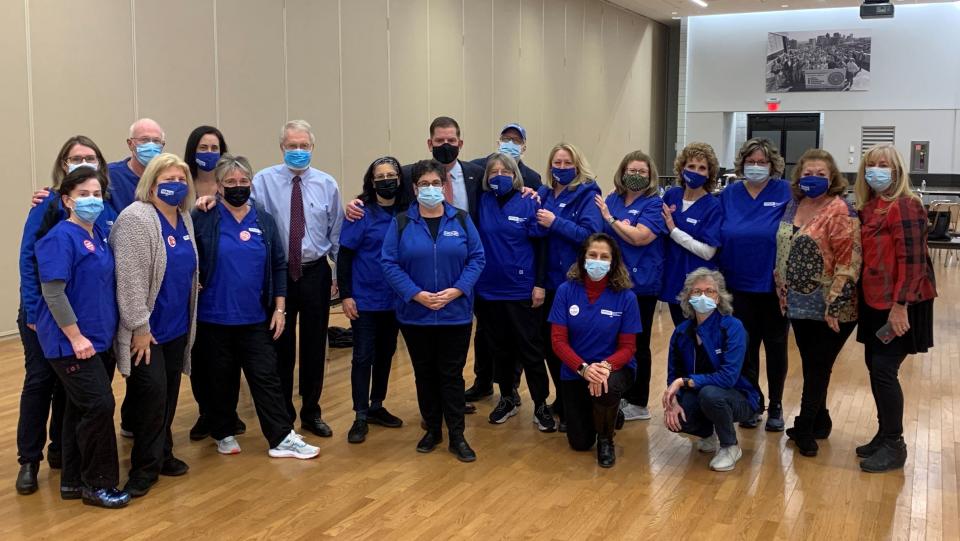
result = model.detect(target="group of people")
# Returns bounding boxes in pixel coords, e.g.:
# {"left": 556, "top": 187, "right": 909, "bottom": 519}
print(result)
{"left": 14, "top": 114, "right": 936, "bottom": 508}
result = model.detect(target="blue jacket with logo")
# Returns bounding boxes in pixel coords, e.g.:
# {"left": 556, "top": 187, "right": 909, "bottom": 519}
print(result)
{"left": 538, "top": 181, "right": 603, "bottom": 291}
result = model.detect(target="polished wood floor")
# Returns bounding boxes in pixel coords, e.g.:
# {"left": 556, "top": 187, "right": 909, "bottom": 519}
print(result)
{"left": 0, "top": 265, "right": 957, "bottom": 540}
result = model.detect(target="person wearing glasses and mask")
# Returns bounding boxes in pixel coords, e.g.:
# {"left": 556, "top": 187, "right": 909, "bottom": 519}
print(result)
{"left": 108, "top": 118, "right": 166, "bottom": 213}
{"left": 470, "top": 123, "right": 542, "bottom": 190}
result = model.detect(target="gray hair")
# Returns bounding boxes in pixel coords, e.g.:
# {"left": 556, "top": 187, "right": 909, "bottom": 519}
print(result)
{"left": 677, "top": 268, "right": 735, "bottom": 320}
{"left": 214, "top": 153, "right": 254, "bottom": 183}
{"left": 483, "top": 152, "right": 525, "bottom": 191}
{"left": 280, "top": 119, "right": 316, "bottom": 146}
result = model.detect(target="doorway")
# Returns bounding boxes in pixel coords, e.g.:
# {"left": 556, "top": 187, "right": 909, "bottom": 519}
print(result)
{"left": 747, "top": 113, "right": 821, "bottom": 176}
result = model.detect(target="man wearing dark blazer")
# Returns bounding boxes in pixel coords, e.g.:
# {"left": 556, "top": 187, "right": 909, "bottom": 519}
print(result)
{"left": 469, "top": 123, "right": 542, "bottom": 192}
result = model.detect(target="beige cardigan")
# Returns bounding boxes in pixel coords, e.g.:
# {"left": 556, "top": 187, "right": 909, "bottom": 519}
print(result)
{"left": 109, "top": 201, "right": 199, "bottom": 377}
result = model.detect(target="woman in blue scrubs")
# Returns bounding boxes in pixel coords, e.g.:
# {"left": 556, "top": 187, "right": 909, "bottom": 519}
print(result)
{"left": 536, "top": 143, "right": 603, "bottom": 430}
{"left": 184, "top": 125, "right": 229, "bottom": 200}
{"left": 549, "top": 233, "right": 641, "bottom": 467}
{"left": 659, "top": 143, "right": 723, "bottom": 327}
{"left": 35, "top": 168, "right": 129, "bottom": 508}
{"left": 110, "top": 153, "right": 199, "bottom": 498}
{"left": 718, "top": 138, "right": 792, "bottom": 432}
{"left": 595, "top": 150, "right": 666, "bottom": 423}
{"left": 474, "top": 153, "right": 554, "bottom": 431}
{"left": 338, "top": 156, "right": 410, "bottom": 444}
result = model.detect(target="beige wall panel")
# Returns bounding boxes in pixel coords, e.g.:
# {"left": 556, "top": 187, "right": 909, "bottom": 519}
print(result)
{"left": 576, "top": 0, "right": 603, "bottom": 169}
{"left": 562, "top": 0, "right": 585, "bottom": 154}
{"left": 134, "top": 0, "right": 217, "bottom": 159}
{"left": 29, "top": 0, "right": 135, "bottom": 168}
{"left": 341, "top": 0, "right": 390, "bottom": 186}
{"left": 517, "top": 0, "right": 545, "bottom": 170}
{"left": 491, "top": 0, "right": 522, "bottom": 138}
{"left": 462, "top": 0, "right": 494, "bottom": 159}
{"left": 388, "top": 0, "right": 430, "bottom": 165}
{"left": 286, "top": 0, "right": 343, "bottom": 185}
{"left": 594, "top": 6, "right": 630, "bottom": 188}
{"left": 216, "top": 0, "right": 285, "bottom": 175}
{"left": 647, "top": 21, "right": 668, "bottom": 165}
{"left": 540, "top": 0, "right": 566, "bottom": 169}
{"left": 427, "top": 0, "right": 465, "bottom": 137}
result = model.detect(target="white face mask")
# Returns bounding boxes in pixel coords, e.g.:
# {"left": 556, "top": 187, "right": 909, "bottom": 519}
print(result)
{"left": 67, "top": 162, "right": 98, "bottom": 174}
{"left": 743, "top": 164, "right": 770, "bottom": 183}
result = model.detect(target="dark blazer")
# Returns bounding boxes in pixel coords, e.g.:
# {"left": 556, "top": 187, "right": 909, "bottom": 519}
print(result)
{"left": 470, "top": 154, "right": 543, "bottom": 191}
{"left": 401, "top": 159, "right": 485, "bottom": 221}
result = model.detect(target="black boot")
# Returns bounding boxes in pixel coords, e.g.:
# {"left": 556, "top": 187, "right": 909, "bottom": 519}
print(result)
{"left": 860, "top": 438, "right": 907, "bottom": 473}
{"left": 856, "top": 432, "right": 883, "bottom": 458}
{"left": 597, "top": 437, "right": 616, "bottom": 468}
{"left": 813, "top": 408, "right": 833, "bottom": 440}
{"left": 786, "top": 415, "right": 818, "bottom": 457}
{"left": 15, "top": 463, "right": 39, "bottom": 495}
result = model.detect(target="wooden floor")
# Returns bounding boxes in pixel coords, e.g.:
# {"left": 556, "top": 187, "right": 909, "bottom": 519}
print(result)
{"left": 0, "top": 265, "right": 957, "bottom": 540}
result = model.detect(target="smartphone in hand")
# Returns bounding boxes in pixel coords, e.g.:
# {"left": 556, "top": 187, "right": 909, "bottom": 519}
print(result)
{"left": 875, "top": 322, "right": 897, "bottom": 345}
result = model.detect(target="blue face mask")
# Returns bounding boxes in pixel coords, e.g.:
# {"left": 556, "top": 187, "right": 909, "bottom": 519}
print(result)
{"left": 498, "top": 141, "right": 522, "bottom": 160}
{"left": 67, "top": 162, "right": 97, "bottom": 174}
{"left": 584, "top": 259, "right": 611, "bottom": 281}
{"left": 798, "top": 175, "right": 829, "bottom": 198}
{"left": 157, "top": 182, "right": 188, "bottom": 207}
{"left": 284, "top": 149, "right": 312, "bottom": 170}
{"left": 195, "top": 152, "right": 220, "bottom": 172}
{"left": 551, "top": 167, "right": 577, "bottom": 186}
{"left": 489, "top": 175, "right": 514, "bottom": 196}
{"left": 743, "top": 164, "right": 770, "bottom": 183}
{"left": 865, "top": 167, "right": 893, "bottom": 192}
{"left": 135, "top": 142, "right": 163, "bottom": 166}
{"left": 682, "top": 169, "right": 708, "bottom": 189}
{"left": 688, "top": 294, "right": 717, "bottom": 314}
{"left": 417, "top": 185, "right": 444, "bottom": 208}
{"left": 71, "top": 196, "right": 104, "bottom": 224}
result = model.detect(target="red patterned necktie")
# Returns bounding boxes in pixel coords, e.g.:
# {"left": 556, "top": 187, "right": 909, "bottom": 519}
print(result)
{"left": 288, "top": 175, "right": 305, "bottom": 282}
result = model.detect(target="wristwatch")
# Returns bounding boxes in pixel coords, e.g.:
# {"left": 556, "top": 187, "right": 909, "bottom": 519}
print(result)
{"left": 606, "top": 215, "right": 616, "bottom": 225}
{"left": 578, "top": 363, "right": 589, "bottom": 377}
{"left": 682, "top": 377, "right": 692, "bottom": 388}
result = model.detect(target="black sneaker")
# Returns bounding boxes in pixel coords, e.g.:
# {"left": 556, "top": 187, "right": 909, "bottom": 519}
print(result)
{"left": 512, "top": 386, "right": 522, "bottom": 408}
{"left": 558, "top": 421, "right": 567, "bottom": 433}
{"left": 533, "top": 404, "right": 557, "bottom": 432}
{"left": 123, "top": 477, "right": 157, "bottom": 498}
{"left": 416, "top": 432, "right": 442, "bottom": 453}
{"left": 464, "top": 382, "right": 494, "bottom": 402}
{"left": 765, "top": 403, "right": 785, "bottom": 432}
{"left": 464, "top": 402, "right": 477, "bottom": 414}
{"left": 160, "top": 456, "right": 189, "bottom": 477}
{"left": 189, "top": 416, "right": 210, "bottom": 441}
{"left": 488, "top": 397, "right": 519, "bottom": 424}
{"left": 739, "top": 411, "right": 762, "bottom": 429}
{"left": 235, "top": 417, "right": 246, "bottom": 435}
{"left": 347, "top": 420, "right": 368, "bottom": 444}
{"left": 60, "top": 485, "right": 82, "bottom": 500}
{"left": 367, "top": 407, "right": 403, "bottom": 428}
{"left": 856, "top": 433, "right": 883, "bottom": 458}
{"left": 82, "top": 487, "right": 130, "bottom": 509}
{"left": 860, "top": 438, "right": 907, "bottom": 473}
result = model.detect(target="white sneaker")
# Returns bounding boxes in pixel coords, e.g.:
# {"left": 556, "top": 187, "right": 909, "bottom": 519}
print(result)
{"left": 216, "top": 436, "right": 241, "bottom": 455}
{"left": 620, "top": 399, "right": 651, "bottom": 421}
{"left": 709, "top": 445, "right": 743, "bottom": 472}
{"left": 697, "top": 434, "right": 719, "bottom": 453}
{"left": 268, "top": 431, "right": 319, "bottom": 459}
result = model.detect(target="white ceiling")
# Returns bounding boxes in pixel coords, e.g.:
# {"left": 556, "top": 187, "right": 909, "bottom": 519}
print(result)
{"left": 609, "top": 0, "right": 956, "bottom": 25}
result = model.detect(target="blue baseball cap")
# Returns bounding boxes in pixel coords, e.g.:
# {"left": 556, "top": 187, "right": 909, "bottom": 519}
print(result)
{"left": 500, "top": 123, "right": 526, "bottom": 141}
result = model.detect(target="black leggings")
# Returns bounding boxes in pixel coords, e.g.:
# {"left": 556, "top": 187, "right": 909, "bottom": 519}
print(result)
{"left": 864, "top": 344, "right": 907, "bottom": 440}
{"left": 731, "top": 290, "right": 788, "bottom": 408}
{"left": 622, "top": 295, "right": 658, "bottom": 408}
{"left": 792, "top": 318, "right": 856, "bottom": 421}
{"left": 562, "top": 367, "right": 635, "bottom": 451}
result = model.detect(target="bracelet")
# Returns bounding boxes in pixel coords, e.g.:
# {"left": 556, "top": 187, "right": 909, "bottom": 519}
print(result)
{"left": 275, "top": 309, "right": 286, "bottom": 315}
{"left": 599, "top": 361, "right": 612, "bottom": 372}
{"left": 606, "top": 216, "right": 616, "bottom": 225}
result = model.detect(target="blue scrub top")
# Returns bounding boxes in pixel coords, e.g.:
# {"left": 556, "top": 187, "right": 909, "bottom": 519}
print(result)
{"left": 539, "top": 182, "right": 603, "bottom": 291}
{"left": 475, "top": 191, "right": 546, "bottom": 301}
{"left": 601, "top": 192, "right": 667, "bottom": 296}
{"left": 197, "top": 205, "right": 267, "bottom": 325}
{"left": 34, "top": 221, "right": 118, "bottom": 359}
{"left": 150, "top": 209, "right": 196, "bottom": 343}
{"left": 717, "top": 180, "right": 791, "bottom": 293}
{"left": 339, "top": 203, "right": 398, "bottom": 312}
{"left": 659, "top": 186, "right": 723, "bottom": 303}
{"left": 547, "top": 280, "right": 643, "bottom": 380}
{"left": 107, "top": 158, "right": 140, "bottom": 214}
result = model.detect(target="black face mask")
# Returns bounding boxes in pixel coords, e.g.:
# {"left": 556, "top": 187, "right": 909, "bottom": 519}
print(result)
{"left": 431, "top": 143, "right": 460, "bottom": 164}
{"left": 374, "top": 178, "right": 399, "bottom": 200}
{"left": 222, "top": 185, "right": 251, "bottom": 207}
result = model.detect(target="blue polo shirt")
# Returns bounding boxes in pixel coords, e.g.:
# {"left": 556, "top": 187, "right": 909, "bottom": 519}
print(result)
{"left": 548, "top": 280, "right": 642, "bottom": 380}
{"left": 601, "top": 192, "right": 667, "bottom": 296}
{"left": 718, "top": 180, "right": 791, "bottom": 293}
{"left": 659, "top": 187, "right": 723, "bottom": 304}
{"left": 475, "top": 191, "right": 546, "bottom": 301}
{"left": 339, "top": 204, "right": 398, "bottom": 312}
{"left": 34, "top": 221, "right": 118, "bottom": 359}
{"left": 107, "top": 158, "right": 140, "bottom": 214}
{"left": 538, "top": 182, "right": 603, "bottom": 291}
{"left": 197, "top": 205, "right": 267, "bottom": 325}
{"left": 150, "top": 209, "right": 196, "bottom": 343}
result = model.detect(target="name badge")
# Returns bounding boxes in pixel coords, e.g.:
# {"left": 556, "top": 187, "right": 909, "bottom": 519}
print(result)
{"left": 686, "top": 217, "right": 699, "bottom": 225}
{"left": 558, "top": 203, "right": 567, "bottom": 208}
{"left": 763, "top": 201, "right": 780, "bottom": 207}
{"left": 628, "top": 209, "right": 640, "bottom": 215}
{"left": 442, "top": 230, "right": 460, "bottom": 237}
{"left": 182, "top": 234, "right": 191, "bottom": 241}
{"left": 600, "top": 309, "right": 622, "bottom": 318}
{"left": 715, "top": 348, "right": 723, "bottom": 354}
{"left": 507, "top": 216, "right": 527, "bottom": 223}
{"left": 248, "top": 227, "right": 262, "bottom": 234}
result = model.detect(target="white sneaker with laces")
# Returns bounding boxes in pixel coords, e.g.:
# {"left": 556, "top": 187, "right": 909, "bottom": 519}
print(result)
{"left": 709, "top": 444, "right": 743, "bottom": 472}
{"left": 620, "top": 400, "right": 651, "bottom": 421}
{"left": 697, "top": 434, "right": 719, "bottom": 453}
{"left": 216, "top": 436, "right": 241, "bottom": 455}
{"left": 268, "top": 431, "right": 319, "bottom": 459}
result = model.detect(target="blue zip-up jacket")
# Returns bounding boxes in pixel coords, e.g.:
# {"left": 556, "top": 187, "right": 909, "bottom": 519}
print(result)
{"left": 19, "top": 192, "right": 118, "bottom": 325}
{"left": 191, "top": 200, "right": 287, "bottom": 315}
{"left": 381, "top": 202, "right": 485, "bottom": 325}
{"left": 538, "top": 181, "right": 603, "bottom": 291}
{"left": 667, "top": 311, "right": 761, "bottom": 412}
{"left": 475, "top": 190, "right": 547, "bottom": 301}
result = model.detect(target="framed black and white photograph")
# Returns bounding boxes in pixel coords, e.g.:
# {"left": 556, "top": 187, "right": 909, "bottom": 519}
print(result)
{"left": 765, "top": 30, "right": 871, "bottom": 92}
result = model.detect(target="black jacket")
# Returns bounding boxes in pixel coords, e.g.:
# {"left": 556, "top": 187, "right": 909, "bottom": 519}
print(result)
{"left": 401, "top": 159, "right": 485, "bottom": 221}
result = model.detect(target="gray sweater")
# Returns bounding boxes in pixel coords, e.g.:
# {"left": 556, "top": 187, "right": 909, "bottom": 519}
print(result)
{"left": 109, "top": 201, "right": 198, "bottom": 377}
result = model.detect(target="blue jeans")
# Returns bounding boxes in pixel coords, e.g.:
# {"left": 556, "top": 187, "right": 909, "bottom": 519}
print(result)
{"left": 677, "top": 385, "right": 755, "bottom": 447}
{"left": 350, "top": 310, "right": 399, "bottom": 415}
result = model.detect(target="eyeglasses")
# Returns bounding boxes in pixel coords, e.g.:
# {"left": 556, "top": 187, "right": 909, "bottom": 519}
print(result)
{"left": 283, "top": 143, "right": 312, "bottom": 151}
{"left": 131, "top": 136, "right": 164, "bottom": 146}
{"left": 744, "top": 160, "right": 769, "bottom": 167}
{"left": 691, "top": 288, "right": 718, "bottom": 296}
{"left": 499, "top": 135, "right": 523, "bottom": 145}
{"left": 66, "top": 155, "right": 98, "bottom": 165}
{"left": 625, "top": 169, "right": 648, "bottom": 175}
{"left": 374, "top": 175, "right": 399, "bottom": 182}
{"left": 416, "top": 180, "right": 443, "bottom": 188}
{"left": 222, "top": 178, "right": 252, "bottom": 187}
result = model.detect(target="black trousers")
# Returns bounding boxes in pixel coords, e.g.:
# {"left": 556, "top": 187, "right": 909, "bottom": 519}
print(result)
{"left": 542, "top": 289, "right": 564, "bottom": 420}
{"left": 401, "top": 323, "right": 472, "bottom": 440}
{"left": 864, "top": 344, "right": 907, "bottom": 440}
{"left": 472, "top": 306, "right": 493, "bottom": 388}
{"left": 676, "top": 385, "right": 755, "bottom": 447}
{"left": 49, "top": 352, "right": 118, "bottom": 489}
{"left": 350, "top": 310, "right": 400, "bottom": 415}
{"left": 731, "top": 290, "right": 789, "bottom": 408}
{"left": 277, "top": 259, "right": 332, "bottom": 423}
{"left": 562, "top": 367, "right": 634, "bottom": 451}
{"left": 791, "top": 318, "right": 856, "bottom": 421}
{"left": 197, "top": 322, "right": 292, "bottom": 448}
{"left": 668, "top": 302, "right": 686, "bottom": 327}
{"left": 476, "top": 298, "right": 549, "bottom": 404}
{"left": 16, "top": 307, "right": 65, "bottom": 465}
{"left": 126, "top": 334, "right": 187, "bottom": 483}
{"left": 623, "top": 295, "right": 658, "bottom": 408}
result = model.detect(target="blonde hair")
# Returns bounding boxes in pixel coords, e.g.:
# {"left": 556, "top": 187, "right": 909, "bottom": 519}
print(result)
{"left": 546, "top": 143, "right": 595, "bottom": 190}
{"left": 612, "top": 150, "right": 659, "bottom": 197}
{"left": 854, "top": 143, "right": 920, "bottom": 210}
{"left": 483, "top": 153, "right": 525, "bottom": 191}
{"left": 733, "top": 138, "right": 785, "bottom": 179}
{"left": 674, "top": 142, "right": 720, "bottom": 192}
{"left": 135, "top": 153, "right": 196, "bottom": 212}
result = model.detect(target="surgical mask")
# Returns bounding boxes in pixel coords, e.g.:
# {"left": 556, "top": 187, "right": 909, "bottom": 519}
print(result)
{"left": 584, "top": 259, "right": 610, "bottom": 281}
{"left": 551, "top": 167, "right": 577, "bottom": 186}
{"left": 222, "top": 185, "right": 251, "bottom": 207}
{"left": 688, "top": 294, "right": 717, "bottom": 314}
{"left": 417, "top": 185, "right": 444, "bottom": 208}
{"left": 623, "top": 173, "right": 650, "bottom": 192}
{"left": 682, "top": 169, "right": 707, "bottom": 189}
{"left": 374, "top": 178, "right": 399, "bottom": 200}
{"left": 743, "top": 164, "right": 770, "bottom": 183}
{"left": 71, "top": 196, "right": 104, "bottom": 224}
{"left": 195, "top": 152, "right": 220, "bottom": 172}
{"left": 488, "top": 175, "right": 514, "bottom": 196}
{"left": 498, "top": 141, "right": 522, "bottom": 160}
{"left": 865, "top": 167, "right": 893, "bottom": 192}
{"left": 798, "top": 175, "right": 829, "bottom": 198}
{"left": 67, "top": 161, "right": 97, "bottom": 174}
{"left": 135, "top": 142, "right": 163, "bottom": 166}
{"left": 157, "top": 182, "right": 188, "bottom": 207}
{"left": 431, "top": 143, "right": 460, "bottom": 164}
{"left": 284, "top": 149, "right": 311, "bottom": 170}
